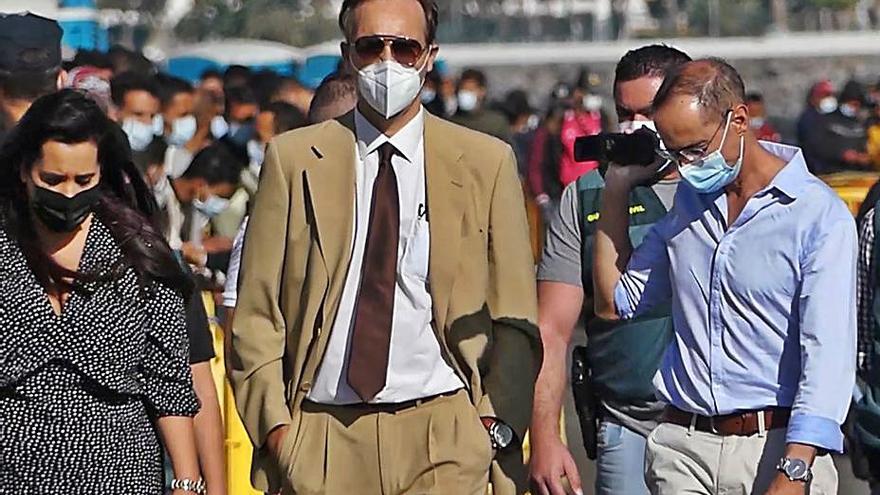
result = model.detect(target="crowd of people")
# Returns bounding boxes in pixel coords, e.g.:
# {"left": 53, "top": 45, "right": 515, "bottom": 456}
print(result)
{"left": 5, "top": 0, "right": 880, "bottom": 495}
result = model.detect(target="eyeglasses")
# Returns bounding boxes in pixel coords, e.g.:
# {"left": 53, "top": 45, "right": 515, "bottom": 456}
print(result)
{"left": 353, "top": 35, "right": 428, "bottom": 67}
{"left": 656, "top": 111, "right": 730, "bottom": 166}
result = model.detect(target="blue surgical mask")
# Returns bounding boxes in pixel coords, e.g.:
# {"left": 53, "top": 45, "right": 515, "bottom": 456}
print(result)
{"left": 167, "top": 115, "right": 197, "bottom": 147}
{"left": 818, "top": 96, "right": 838, "bottom": 114}
{"left": 193, "top": 195, "right": 230, "bottom": 218}
{"left": 420, "top": 88, "right": 437, "bottom": 104}
{"left": 678, "top": 112, "right": 744, "bottom": 194}
{"left": 840, "top": 103, "right": 858, "bottom": 119}
{"left": 228, "top": 121, "right": 255, "bottom": 147}
{"left": 457, "top": 90, "right": 479, "bottom": 113}
{"left": 211, "top": 116, "right": 229, "bottom": 139}
{"left": 122, "top": 118, "right": 155, "bottom": 152}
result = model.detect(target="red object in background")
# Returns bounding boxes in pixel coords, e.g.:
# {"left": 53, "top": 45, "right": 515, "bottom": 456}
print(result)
{"left": 754, "top": 122, "right": 782, "bottom": 143}
{"left": 559, "top": 110, "right": 603, "bottom": 186}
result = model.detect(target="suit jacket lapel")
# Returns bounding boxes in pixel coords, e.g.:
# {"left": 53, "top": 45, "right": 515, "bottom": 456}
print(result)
{"left": 304, "top": 113, "right": 357, "bottom": 321}
{"left": 425, "top": 113, "right": 465, "bottom": 333}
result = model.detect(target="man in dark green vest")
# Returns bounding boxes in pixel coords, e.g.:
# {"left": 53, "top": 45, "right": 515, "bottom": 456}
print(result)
{"left": 529, "top": 45, "right": 690, "bottom": 495}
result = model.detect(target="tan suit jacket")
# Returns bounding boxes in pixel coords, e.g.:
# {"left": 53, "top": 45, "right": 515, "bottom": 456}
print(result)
{"left": 229, "top": 111, "right": 541, "bottom": 494}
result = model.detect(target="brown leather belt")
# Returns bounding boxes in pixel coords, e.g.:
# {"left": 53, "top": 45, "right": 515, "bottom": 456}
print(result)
{"left": 662, "top": 406, "right": 791, "bottom": 436}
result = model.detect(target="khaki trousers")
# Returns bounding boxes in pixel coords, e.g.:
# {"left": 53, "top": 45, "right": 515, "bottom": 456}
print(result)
{"left": 645, "top": 422, "right": 838, "bottom": 495}
{"left": 276, "top": 390, "right": 493, "bottom": 495}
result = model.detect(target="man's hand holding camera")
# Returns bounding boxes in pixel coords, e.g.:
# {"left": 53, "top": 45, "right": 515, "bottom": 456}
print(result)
{"left": 603, "top": 156, "right": 670, "bottom": 192}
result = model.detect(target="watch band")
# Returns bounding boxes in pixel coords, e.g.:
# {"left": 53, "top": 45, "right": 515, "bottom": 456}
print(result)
{"left": 171, "top": 478, "right": 206, "bottom": 495}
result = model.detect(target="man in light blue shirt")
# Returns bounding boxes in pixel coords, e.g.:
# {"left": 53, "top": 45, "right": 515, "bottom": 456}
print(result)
{"left": 593, "top": 58, "right": 856, "bottom": 495}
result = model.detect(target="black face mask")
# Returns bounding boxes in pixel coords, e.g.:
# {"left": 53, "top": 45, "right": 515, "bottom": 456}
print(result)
{"left": 31, "top": 185, "right": 101, "bottom": 233}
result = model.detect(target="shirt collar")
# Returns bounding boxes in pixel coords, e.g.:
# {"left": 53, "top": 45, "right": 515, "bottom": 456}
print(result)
{"left": 354, "top": 107, "right": 424, "bottom": 164}
{"left": 759, "top": 141, "right": 810, "bottom": 199}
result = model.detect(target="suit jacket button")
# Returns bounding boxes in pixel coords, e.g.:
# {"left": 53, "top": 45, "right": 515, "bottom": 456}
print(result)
{"left": 299, "top": 381, "right": 312, "bottom": 392}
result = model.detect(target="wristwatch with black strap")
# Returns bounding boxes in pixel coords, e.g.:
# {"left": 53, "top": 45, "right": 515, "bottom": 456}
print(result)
{"left": 480, "top": 417, "right": 516, "bottom": 452}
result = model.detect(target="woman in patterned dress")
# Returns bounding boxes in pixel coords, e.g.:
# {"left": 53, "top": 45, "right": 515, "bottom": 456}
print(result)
{"left": 0, "top": 90, "right": 203, "bottom": 494}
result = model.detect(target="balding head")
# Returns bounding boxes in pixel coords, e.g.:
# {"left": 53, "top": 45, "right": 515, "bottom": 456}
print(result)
{"left": 653, "top": 58, "right": 745, "bottom": 123}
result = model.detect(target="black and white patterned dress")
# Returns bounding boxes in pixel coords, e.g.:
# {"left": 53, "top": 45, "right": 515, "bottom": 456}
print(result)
{"left": 0, "top": 214, "right": 199, "bottom": 494}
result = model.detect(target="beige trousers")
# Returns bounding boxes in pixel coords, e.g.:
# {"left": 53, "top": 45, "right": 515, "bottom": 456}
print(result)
{"left": 276, "top": 390, "right": 493, "bottom": 495}
{"left": 645, "top": 422, "right": 838, "bottom": 495}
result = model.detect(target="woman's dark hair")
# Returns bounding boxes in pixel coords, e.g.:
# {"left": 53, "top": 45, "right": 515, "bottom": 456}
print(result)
{"left": 0, "top": 89, "right": 192, "bottom": 297}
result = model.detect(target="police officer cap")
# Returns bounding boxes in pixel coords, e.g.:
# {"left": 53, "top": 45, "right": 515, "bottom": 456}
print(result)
{"left": 0, "top": 12, "right": 62, "bottom": 73}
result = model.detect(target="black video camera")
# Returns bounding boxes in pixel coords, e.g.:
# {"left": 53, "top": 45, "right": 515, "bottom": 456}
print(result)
{"left": 574, "top": 128, "right": 660, "bottom": 166}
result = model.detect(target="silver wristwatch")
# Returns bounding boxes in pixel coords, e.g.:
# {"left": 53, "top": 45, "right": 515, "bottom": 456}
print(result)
{"left": 481, "top": 417, "right": 515, "bottom": 451}
{"left": 776, "top": 457, "right": 813, "bottom": 483}
{"left": 171, "top": 478, "right": 206, "bottom": 494}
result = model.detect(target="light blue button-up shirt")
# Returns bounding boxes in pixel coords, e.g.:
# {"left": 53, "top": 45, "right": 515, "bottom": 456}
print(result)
{"left": 614, "top": 142, "right": 856, "bottom": 452}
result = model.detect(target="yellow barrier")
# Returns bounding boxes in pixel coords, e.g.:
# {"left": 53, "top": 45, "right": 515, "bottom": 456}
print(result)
{"left": 202, "top": 293, "right": 262, "bottom": 495}
{"left": 820, "top": 171, "right": 880, "bottom": 216}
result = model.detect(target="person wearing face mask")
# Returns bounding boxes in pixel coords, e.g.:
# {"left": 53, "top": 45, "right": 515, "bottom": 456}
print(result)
{"left": 450, "top": 68, "right": 512, "bottom": 143}
{"left": 420, "top": 68, "right": 446, "bottom": 117}
{"left": 0, "top": 89, "right": 204, "bottom": 494}
{"left": 809, "top": 80, "right": 873, "bottom": 174}
{"left": 161, "top": 143, "right": 242, "bottom": 272}
{"left": 797, "top": 80, "right": 838, "bottom": 174}
{"left": 220, "top": 86, "right": 259, "bottom": 153}
{"left": 527, "top": 85, "right": 574, "bottom": 226}
{"left": 557, "top": 75, "right": 607, "bottom": 188}
{"left": 594, "top": 59, "right": 855, "bottom": 495}
{"left": 529, "top": 44, "right": 690, "bottom": 495}
{"left": 746, "top": 92, "right": 781, "bottom": 143}
{"left": 156, "top": 75, "right": 215, "bottom": 180}
{"left": 229, "top": 1, "right": 540, "bottom": 494}
{"left": 110, "top": 71, "right": 161, "bottom": 153}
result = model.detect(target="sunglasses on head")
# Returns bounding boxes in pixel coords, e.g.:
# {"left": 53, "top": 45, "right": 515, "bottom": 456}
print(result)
{"left": 353, "top": 35, "right": 428, "bottom": 67}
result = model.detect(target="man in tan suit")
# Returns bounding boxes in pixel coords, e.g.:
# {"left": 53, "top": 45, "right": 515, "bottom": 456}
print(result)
{"left": 229, "top": 1, "right": 541, "bottom": 494}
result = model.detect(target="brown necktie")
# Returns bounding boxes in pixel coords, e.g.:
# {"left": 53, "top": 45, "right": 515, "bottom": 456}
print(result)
{"left": 348, "top": 143, "right": 399, "bottom": 402}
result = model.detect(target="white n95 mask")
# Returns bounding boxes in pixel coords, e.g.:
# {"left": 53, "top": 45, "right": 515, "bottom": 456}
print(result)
{"left": 356, "top": 58, "right": 427, "bottom": 119}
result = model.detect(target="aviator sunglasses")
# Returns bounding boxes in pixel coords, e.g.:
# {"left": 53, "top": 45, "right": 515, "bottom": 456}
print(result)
{"left": 352, "top": 35, "right": 429, "bottom": 67}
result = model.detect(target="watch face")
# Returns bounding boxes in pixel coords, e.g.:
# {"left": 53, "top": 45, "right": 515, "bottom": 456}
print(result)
{"left": 493, "top": 423, "right": 515, "bottom": 449}
{"left": 784, "top": 459, "right": 809, "bottom": 480}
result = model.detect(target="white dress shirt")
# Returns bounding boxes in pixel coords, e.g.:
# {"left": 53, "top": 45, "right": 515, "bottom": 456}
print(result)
{"left": 308, "top": 109, "right": 464, "bottom": 404}
{"left": 222, "top": 216, "right": 249, "bottom": 308}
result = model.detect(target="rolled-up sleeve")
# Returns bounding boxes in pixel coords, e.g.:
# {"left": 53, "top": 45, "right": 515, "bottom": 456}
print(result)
{"left": 614, "top": 221, "right": 672, "bottom": 320}
{"left": 788, "top": 216, "right": 857, "bottom": 452}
